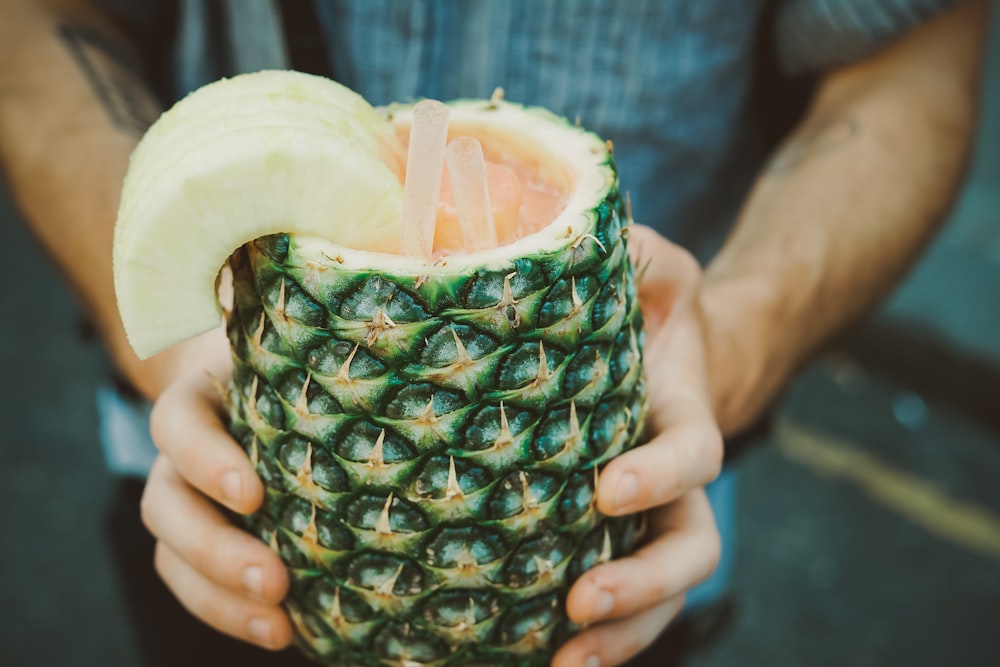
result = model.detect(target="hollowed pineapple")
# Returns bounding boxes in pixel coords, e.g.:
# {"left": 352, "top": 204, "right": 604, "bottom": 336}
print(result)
{"left": 115, "top": 70, "right": 648, "bottom": 666}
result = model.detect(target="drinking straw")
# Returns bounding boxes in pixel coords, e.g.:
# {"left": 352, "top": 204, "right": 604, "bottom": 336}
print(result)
{"left": 445, "top": 136, "right": 498, "bottom": 252}
{"left": 399, "top": 100, "right": 450, "bottom": 259}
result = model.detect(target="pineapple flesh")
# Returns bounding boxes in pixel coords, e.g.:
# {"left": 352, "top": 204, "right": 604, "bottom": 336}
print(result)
{"left": 114, "top": 71, "right": 648, "bottom": 666}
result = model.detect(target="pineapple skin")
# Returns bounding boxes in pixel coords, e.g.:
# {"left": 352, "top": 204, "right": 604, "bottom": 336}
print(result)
{"left": 225, "top": 178, "right": 648, "bottom": 666}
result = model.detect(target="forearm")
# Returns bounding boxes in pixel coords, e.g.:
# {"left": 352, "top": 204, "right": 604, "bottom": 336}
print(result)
{"left": 701, "top": 0, "right": 992, "bottom": 436}
{"left": 0, "top": 0, "right": 168, "bottom": 397}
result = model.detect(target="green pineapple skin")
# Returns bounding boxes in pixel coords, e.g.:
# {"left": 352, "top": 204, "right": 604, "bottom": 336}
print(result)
{"left": 225, "top": 171, "right": 648, "bottom": 667}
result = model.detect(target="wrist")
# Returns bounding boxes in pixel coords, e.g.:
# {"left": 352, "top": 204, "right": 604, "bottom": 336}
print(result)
{"left": 697, "top": 271, "right": 786, "bottom": 438}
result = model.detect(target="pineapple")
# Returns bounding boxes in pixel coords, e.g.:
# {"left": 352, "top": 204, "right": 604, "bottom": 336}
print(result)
{"left": 115, "top": 71, "right": 648, "bottom": 666}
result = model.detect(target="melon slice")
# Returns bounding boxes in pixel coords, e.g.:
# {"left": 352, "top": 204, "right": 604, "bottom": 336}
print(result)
{"left": 114, "top": 72, "right": 405, "bottom": 359}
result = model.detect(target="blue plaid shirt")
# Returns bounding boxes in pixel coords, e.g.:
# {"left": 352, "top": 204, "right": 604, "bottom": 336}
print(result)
{"left": 95, "top": 0, "right": 957, "bottom": 476}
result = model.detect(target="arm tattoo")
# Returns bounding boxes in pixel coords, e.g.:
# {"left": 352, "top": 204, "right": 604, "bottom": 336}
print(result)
{"left": 58, "top": 23, "right": 160, "bottom": 136}
{"left": 765, "top": 115, "right": 860, "bottom": 176}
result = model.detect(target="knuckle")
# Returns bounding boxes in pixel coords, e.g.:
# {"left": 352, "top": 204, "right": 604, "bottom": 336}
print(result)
{"left": 653, "top": 447, "right": 683, "bottom": 503}
{"left": 637, "top": 560, "right": 676, "bottom": 609}
{"left": 701, "top": 426, "right": 724, "bottom": 483}
{"left": 148, "top": 389, "right": 178, "bottom": 451}
{"left": 139, "top": 485, "right": 158, "bottom": 534}
{"left": 190, "top": 533, "right": 219, "bottom": 580}
{"left": 698, "top": 530, "right": 723, "bottom": 584}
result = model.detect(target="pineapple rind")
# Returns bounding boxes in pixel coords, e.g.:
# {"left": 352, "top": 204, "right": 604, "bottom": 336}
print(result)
{"left": 228, "top": 178, "right": 648, "bottom": 666}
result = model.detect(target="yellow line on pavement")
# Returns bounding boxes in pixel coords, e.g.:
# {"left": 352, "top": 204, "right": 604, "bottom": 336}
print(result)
{"left": 775, "top": 419, "right": 1000, "bottom": 561}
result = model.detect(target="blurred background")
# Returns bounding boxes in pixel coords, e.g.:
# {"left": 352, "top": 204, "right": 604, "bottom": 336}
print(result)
{"left": 2, "top": 9, "right": 999, "bottom": 667}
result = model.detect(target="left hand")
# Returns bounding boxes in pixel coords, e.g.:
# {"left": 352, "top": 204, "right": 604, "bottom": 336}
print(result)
{"left": 554, "top": 225, "right": 724, "bottom": 667}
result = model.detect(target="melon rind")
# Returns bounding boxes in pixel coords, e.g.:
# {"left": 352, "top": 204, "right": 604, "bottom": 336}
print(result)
{"left": 114, "top": 72, "right": 404, "bottom": 359}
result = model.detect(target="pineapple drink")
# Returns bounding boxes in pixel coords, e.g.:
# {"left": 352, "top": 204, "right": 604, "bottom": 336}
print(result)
{"left": 115, "top": 71, "right": 648, "bottom": 666}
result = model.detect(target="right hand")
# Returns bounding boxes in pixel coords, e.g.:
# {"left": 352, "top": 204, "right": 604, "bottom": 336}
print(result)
{"left": 138, "top": 329, "right": 294, "bottom": 650}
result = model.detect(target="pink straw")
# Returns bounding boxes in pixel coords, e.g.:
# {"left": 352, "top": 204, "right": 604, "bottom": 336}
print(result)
{"left": 399, "top": 100, "right": 450, "bottom": 259}
{"left": 445, "top": 136, "right": 498, "bottom": 253}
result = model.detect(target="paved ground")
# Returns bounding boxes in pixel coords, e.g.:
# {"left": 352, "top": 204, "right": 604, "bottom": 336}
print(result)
{"left": 2, "top": 11, "right": 999, "bottom": 667}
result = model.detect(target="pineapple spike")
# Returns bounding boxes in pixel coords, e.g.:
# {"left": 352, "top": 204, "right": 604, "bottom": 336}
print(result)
{"left": 294, "top": 373, "right": 312, "bottom": 414}
{"left": 519, "top": 471, "right": 540, "bottom": 509}
{"left": 249, "top": 435, "right": 259, "bottom": 467}
{"left": 606, "top": 139, "right": 614, "bottom": 154}
{"left": 598, "top": 525, "right": 613, "bottom": 564}
{"left": 466, "top": 597, "right": 477, "bottom": 627}
{"left": 625, "top": 191, "right": 634, "bottom": 226}
{"left": 629, "top": 324, "right": 641, "bottom": 359}
{"left": 445, "top": 456, "right": 463, "bottom": 500}
{"left": 570, "top": 276, "right": 583, "bottom": 312}
{"left": 276, "top": 278, "right": 287, "bottom": 319}
{"left": 588, "top": 348, "right": 608, "bottom": 389}
{"left": 501, "top": 271, "right": 518, "bottom": 301}
{"left": 248, "top": 375, "right": 260, "bottom": 412}
{"left": 574, "top": 114, "right": 582, "bottom": 127}
{"left": 376, "top": 493, "right": 394, "bottom": 535}
{"left": 367, "top": 429, "right": 387, "bottom": 469}
{"left": 302, "top": 442, "right": 315, "bottom": 477}
{"left": 268, "top": 529, "right": 279, "bottom": 554}
{"left": 450, "top": 326, "right": 473, "bottom": 367}
{"left": 365, "top": 308, "right": 397, "bottom": 346}
{"left": 294, "top": 443, "right": 322, "bottom": 496}
{"left": 329, "top": 586, "right": 344, "bottom": 628}
{"left": 572, "top": 232, "right": 607, "bottom": 254}
{"left": 376, "top": 563, "right": 405, "bottom": 596}
{"left": 488, "top": 86, "right": 505, "bottom": 107}
{"left": 416, "top": 397, "right": 437, "bottom": 426}
{"left": 567, "top": 400, "right": 582, "bottom": 449}
{"left": 301, "top": 503, "right": 319, "bottom": 547}
{"left": 497, "top": 271, "right": 520, "bottom": 327}
{"left": 493, "top": 402, "right": 514, "bottom": 449}
{"left": 534, "top": 341, "right": 551, "bottom": 384}
{"left": 533, "top": 555, "right": 555, "bottom": 578}
{"left": 337, "top": 343, "right": 360, "bottom": 383}
{"left": 252, "top": 310, "right": 266, "bottom": 347}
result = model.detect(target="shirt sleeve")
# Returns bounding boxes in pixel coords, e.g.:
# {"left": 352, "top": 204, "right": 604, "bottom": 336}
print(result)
{"left": 774, "top": 0, "right": 962, "bottom": 76}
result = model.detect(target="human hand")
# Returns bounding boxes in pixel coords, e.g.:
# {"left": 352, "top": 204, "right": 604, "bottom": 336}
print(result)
{"left": 554, "top": 225, "right": 723, "bottom": 667}
{"left": 138, "top": 328, "right": 294, "bottom": 650}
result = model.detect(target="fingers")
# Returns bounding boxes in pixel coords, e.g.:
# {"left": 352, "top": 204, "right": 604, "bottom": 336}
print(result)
{"left": 566, "top": 490, "right": 720, "bottom": 626}
{"left": 149, "top": 373, "right": 262, "bottom": 515}
{"left": 597, "top": 401, "right": 722, "bottom": 515}
{"left": 553, "top": 597, "right": 686, "bottom": 667}
{"left": 627, "top": 225, "right": 701, "bottom": 333}
{"left": 141, "top": 456, "right": 289, "bottom": 605}
{"left": 154, "top": 541, "right": 293, "bottom": 650}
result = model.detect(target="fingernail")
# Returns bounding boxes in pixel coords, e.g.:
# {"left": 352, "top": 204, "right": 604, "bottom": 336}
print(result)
{"left": 614, "top": 472, "right": 639, "bottom": 512}
{"left": 249, "top": 617, "right": 272, "bottom": 644}
{"left": 593, "top": 590, "right": 615, "bottom": 620}
{"left": 242, "top": 566, "right": 264, "bottom": 598}
{"left": 585, "top": 656, "right": 601, "bottom": 667}
{"left": 221, "top": 470, "right": 243, "bottom": 507}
